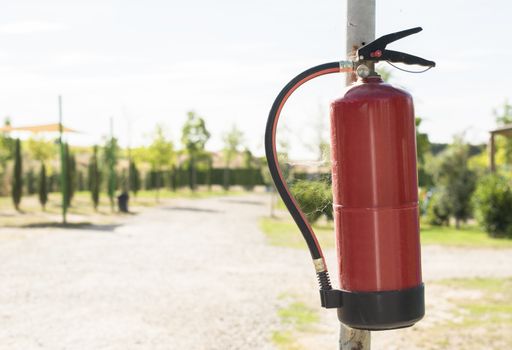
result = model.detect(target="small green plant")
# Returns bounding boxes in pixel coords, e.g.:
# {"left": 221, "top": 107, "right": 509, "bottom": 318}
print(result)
{"left": 472, "top": 174, "right": 512, "bottom": 238}
{"left": 290, "top": 180, "right": 332, "bottom": 223}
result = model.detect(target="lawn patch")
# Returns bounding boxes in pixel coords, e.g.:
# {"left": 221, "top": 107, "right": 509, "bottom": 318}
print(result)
{"left": 259, "top": 217, "right": 334, "bottom": 249}
{"left": 260, "top": 216, "right": 512, "bottom": 249}
{"left": 272, "top": 295, "right": 320, "bottom": 350}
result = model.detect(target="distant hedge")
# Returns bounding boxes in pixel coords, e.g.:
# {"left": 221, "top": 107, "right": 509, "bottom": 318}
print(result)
{"left": 145, "top": 168, "right": 265, "bottom": 190}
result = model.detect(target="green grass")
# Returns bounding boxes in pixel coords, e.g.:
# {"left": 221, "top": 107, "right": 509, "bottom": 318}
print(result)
{"left": 420, "top": 224, "right": 512, "bottom": 248}
{"left": 260, "top": 216, "right": 512, "bottom": 249}
{"left": 278, "top": 302, "right": 319, "bottom": 330}
{"left": 272, "top": 297, "right": 319, "bottom": 350}
{"left": 271, "top": 331, "right": 302, "bottom": 350}
{"left": 440, "top": 277, "right": 512, "bottom": 325}
{"left": 431, "top": 278, "right": 512, "bottom": 348}
{"left": 260, "top": 217, "right": 335, "bottom": 249}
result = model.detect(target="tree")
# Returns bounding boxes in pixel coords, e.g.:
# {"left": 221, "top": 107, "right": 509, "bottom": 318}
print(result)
{"left": 0, "top": 119, "right": 15, "bottom": 196}
{"left": 222, "top": 124, "right": 244, "bottom": 190}
{"left": 11, "top": 139, "right": 22, "bottom": 211}
{"left": 38, "top": 163, "right": 48, "bottom": 210}
{"left": 181, "top": 111, "right": 210, "bottom": 191}
{"left": 103, "top": 137, "right": 119, "bottom": 211}
{"left": 493, "top": 101, "right": 512, "bottom": 166}
{"left": 0, "top": 118, "right": 15, "bottom": 171}
{"left": 27, "top": 137, "right": 55, "bottom": 209}
{"left": 27, "top": 137, "right": 56, "bottom": 165}
{"left": 148, "top": 124, "right": 174, "bottom": 201}
{"left": 415, "top": 117, "right": 432, "bottom": 187}
{"left": 65, "top": 146, "right": 76, "bottom": 207}
{"left": 429, "top": 136, "right": 477, "bottom": 228}
{"left": 129, "top": 160, "right": 141, "bottom": 197}
{"left": 88, "top": 146, "right": 101, "bottom": 210}
{"left": 426, "top": 189, "right": 450, "bottom": 226}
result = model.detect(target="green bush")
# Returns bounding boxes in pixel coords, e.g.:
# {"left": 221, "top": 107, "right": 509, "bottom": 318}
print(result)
{"left": 290, "top": 180, "right": 332, "bottom": 224}
{"left": 426, "top": 190, "right": 451, "bottom": 226}
{"left": 472, "top": 175, "right": 512, "bottom": 238}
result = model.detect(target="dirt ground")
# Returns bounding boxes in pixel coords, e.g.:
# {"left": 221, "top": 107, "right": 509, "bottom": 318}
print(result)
{"left": 0, "top": 194, "right": 511, "bottom": 349}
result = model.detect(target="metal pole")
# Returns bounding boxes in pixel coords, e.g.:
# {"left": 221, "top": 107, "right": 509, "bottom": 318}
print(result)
{"left": 346, "top": 0, "right": 376, "bottom": 85}
{"left": 58, "top": 95, "right": 67, "bottom": 224}
{"left": 340, "top": 325, "right": 371, "bottom": 349}
{"left": 340, "top": 0, "right": 375, "bottom": 348}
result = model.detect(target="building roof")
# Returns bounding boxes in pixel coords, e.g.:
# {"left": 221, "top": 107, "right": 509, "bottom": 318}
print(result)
{"left": 0, "top": 123, "right": 77, "bottom": 133}
{"left": 490, "top": 124, "right": 512, "bottom": 137}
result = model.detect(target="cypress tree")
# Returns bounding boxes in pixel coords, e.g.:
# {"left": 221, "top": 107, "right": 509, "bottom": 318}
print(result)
{"left": 11, "top": 139, "right": 22, "bottom": 211}
{"left": 88, "top": 146, "right": 101, "bottom": 210}
{"left": 38, "top": 162, "right": 48, "bottom": 210}
{"left": 129, "top": 161, "right": 140, "bottom": 197}
{"left": 66, "top": 147, "right": 76, "bottom": 207}
{"left": 64, "top": 144, "right": 76, "bottom": 208}
{"left": 107, "top": 141, "right": 116, "bottom": 211}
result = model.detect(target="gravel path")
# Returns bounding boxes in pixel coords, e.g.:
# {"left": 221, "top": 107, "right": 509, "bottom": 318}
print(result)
{"left": 1, "top": 194, "right": 511, "bottom": 350}
{"left": 0, "top": 195, "right": 312, "bottom": 350}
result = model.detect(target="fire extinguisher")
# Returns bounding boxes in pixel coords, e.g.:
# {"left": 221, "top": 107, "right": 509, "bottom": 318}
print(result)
{"left": 265, "top": 27, "right": 435, "bottom": 330}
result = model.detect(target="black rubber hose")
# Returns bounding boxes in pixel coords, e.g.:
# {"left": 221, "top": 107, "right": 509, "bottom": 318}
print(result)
{"left": 264, "top": 62, "right": 341, "bottom": 266}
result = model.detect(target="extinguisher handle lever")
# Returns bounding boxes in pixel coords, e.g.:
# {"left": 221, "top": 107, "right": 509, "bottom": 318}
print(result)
{"left": 382, "top": 50, "right": 436, "bottom": 67}
{"left": 365, "top": 27, "right": 422, "bottom": 49}
{"left": 357, "top": 27, "right": 436, "bottom": 67}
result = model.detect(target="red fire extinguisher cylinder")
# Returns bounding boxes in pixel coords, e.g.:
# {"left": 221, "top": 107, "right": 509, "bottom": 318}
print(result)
{"left": 330, "top": 76, "right": 424, "bottom": 330}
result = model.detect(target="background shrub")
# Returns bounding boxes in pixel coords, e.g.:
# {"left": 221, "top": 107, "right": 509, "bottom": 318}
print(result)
{"left": 291, "top": 180, "right": 332, "bottom": 224}
{"left": 472, "top": 174, "right": 512, "bottom": 238}
{"left": 426, "top": 189, "right": 451, "bottom": 226}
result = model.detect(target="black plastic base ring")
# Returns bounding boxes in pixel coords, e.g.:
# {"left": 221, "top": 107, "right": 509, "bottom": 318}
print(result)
{"left": 337, "top": 283, "right": 424, "bottom": 331}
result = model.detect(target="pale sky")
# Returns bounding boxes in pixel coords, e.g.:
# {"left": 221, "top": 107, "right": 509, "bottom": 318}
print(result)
{"left": 0, "top": 0, "right": 509, "bottom": 159}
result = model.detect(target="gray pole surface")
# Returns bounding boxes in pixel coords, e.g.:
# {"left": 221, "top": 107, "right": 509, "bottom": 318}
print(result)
{"left": 340, "top": 0, "right": 375, "bottom": 348}
{"left": 340, "top": 325, "right": 371, "bottom": 349}
{"left": 346, "top": 0, "right": 375, "bottom": 84}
